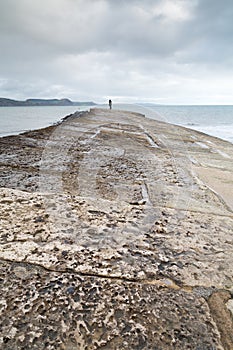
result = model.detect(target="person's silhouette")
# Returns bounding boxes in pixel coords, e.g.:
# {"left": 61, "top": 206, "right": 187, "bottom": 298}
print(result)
{"left": 109, "top": 99, "right": 112, "bottom": 110}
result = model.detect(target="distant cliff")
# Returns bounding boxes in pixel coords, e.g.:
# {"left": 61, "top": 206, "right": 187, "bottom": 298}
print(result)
{"left": 0, "top": 97, "right": 96, "bottom": 107}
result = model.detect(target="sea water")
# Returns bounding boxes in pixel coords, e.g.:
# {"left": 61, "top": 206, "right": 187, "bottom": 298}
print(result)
{"left": 0, "top": 105, "right": 89, "bottom": 137}
{"left": 145, "top": 105, "right": 233, "bottom": 144}
{"left": 0, "top": 105, "right": 233, "bottom": 144}
{"left": 112, "top": 104, "right": 233, "bottom": 144}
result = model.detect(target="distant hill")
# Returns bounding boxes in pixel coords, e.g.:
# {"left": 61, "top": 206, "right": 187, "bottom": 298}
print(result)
{"left": 0, "top": 97, "right": 96, "bottom": 107}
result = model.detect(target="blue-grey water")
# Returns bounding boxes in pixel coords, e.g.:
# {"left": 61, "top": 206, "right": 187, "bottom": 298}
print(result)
{"left": 0, "top": 106, "right": 89, "bottom": 137}
{"left": 111, "top": 104, "right": 233, "bottom": 144}
{"left": 0, "top": 105, "right": 233, "bottom": 144}
{"left": 148, "top": 105, "right": 233, "bottom": 144}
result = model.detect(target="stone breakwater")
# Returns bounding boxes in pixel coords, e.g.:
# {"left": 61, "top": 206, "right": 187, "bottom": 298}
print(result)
{"left": 0, "top": 108, "right": 233, "bottom": 349}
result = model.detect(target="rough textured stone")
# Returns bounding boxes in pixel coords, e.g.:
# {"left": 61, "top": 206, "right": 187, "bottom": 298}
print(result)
{"left": 0, "top": 261, "right": 223, "bottom": 350}
{"left": 0, "top": 108, "right": 232, "bottom": 349}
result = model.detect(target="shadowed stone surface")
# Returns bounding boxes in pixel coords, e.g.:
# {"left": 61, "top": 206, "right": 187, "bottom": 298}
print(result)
{"left": 0, "top": 108, "right": 232, "bottom": 349}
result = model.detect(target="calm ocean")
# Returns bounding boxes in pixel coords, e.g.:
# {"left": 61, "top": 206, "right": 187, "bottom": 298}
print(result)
{"left": 116, "top": 104, "right": 233, "bottom": 144}
{"left": 148, "top": 105, "right": 233, "bottom": 144}
{"left": 0, "top": 105, "right": 233, "bottom": 144}
{"left": 0, "top": 106, "right": 90, "bottom": 137}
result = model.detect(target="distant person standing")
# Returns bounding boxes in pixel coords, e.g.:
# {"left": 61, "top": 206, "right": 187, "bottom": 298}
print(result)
{"left": 109, "top": 99, "right": 112, "bottom": 110}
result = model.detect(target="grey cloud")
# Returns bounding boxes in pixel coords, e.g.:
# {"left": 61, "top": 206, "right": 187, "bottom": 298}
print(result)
{"left": 0, "top": 0, "right": 233, "bottom": 103}
{"left": 0, "top": 0, "right": 196, "bottom": 57}
{"left": 178, "top": 0, "right": 233, "bottom": 64}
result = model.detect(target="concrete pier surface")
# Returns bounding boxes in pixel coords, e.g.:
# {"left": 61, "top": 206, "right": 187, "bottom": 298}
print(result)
{"left": 0, "top": 108, "right": 233, "bottom": 349}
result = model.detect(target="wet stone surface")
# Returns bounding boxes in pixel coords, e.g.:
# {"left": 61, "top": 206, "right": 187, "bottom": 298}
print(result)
{"left": 0, "top": 109, "right": 233, "bottom": 349}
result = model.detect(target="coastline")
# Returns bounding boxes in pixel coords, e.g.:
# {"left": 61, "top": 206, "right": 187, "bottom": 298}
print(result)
{"left": 0, "top": 105, "right": 90, "bottom": 138}
{"left": 0, "top": 108, "right": 232, "bottom": 349}
{"left": 1, "top": 104, "right": 233, "bottom": 145}
{"left": 142, "top": 104, "right": 233, "bottom": 145}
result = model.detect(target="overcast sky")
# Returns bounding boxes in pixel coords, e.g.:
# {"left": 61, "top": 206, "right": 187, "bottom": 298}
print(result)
{"left": 0, "top": 0, "right": 233, "bottom": 104}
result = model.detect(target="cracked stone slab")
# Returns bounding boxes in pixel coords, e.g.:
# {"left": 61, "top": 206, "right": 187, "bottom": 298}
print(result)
{"left": 0, "top": 186, "right": 233, "bottom": 288}
{"left": 0, "top": 260, "right": 224, "bottom": 350}
{"left": 0, "top": 108, "right": 233, "bottom": 349}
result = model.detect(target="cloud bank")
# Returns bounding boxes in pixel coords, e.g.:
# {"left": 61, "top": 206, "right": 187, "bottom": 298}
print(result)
{"left": 0, "top": 0, "right": 233, "bottom": 104}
